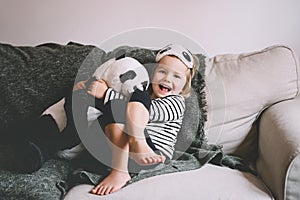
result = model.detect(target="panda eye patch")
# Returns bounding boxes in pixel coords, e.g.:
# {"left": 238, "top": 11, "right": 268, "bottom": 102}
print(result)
{"left": 182, "top": 51, "right": 191, "bottom": 62}
{"left": 119, "top": 70, "right": 137, "bottom": 83}
{"left": 159, "top": 47, "right": 171, "bottom": 54}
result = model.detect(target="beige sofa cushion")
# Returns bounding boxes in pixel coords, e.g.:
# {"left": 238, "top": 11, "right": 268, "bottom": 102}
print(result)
{"left": 204, "top": 45, "right": 299, "bottom": 159}
{"left": 64, "top": 164, "right": 273, "bottom": 200}
{"left": 257, "top": 97, "right": 300, "bottom": 200}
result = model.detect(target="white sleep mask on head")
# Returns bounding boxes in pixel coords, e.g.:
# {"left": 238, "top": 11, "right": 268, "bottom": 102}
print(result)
{"left": 155, "top": 44, "right": 194, "bottom": 69}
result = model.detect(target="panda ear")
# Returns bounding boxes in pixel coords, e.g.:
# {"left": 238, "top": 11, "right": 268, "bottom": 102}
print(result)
{"left": 142, "top": 81, "right": 149, "bottom": 91}
{"left": 115, "top": 49, "right": 126, "bottom": 60}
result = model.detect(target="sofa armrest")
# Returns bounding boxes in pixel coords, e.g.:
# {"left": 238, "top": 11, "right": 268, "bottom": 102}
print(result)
{"left": 257, "top": 97, "right": 300, "bottom": 200}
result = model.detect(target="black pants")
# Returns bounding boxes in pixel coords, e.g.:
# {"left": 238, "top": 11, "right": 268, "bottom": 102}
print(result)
{"left": 0, "top": 88, "right": 158, "bottom": 172}
{"left": 96, "top": 91, "right": 157, "bottom": 153}
{"left": 0, "top": 88, "right": 153, "bottom": 151}
{"left": 0, "top": 89, "right": 87, "bottom": 154}
{"left": 66, "top": 88, "right": 157, "bottom": 152}
{"left": 0, "top": 114, "right": 59, "bottom": 149}
{"left": 67, "top": 88, "right": 160, "bottom": 172}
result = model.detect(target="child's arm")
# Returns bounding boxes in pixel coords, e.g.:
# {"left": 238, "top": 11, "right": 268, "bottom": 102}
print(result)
{"left": 87, "top": 79, "right": 108, "bottom": 99}
{"left": 73, "top": 80, "right": 88, "bottom": 91}
{"left": 73, "top": 78, "right": 111, "bottom": 100}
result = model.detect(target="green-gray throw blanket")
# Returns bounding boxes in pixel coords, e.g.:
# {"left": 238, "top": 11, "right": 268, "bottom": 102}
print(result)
{"left": 59, "top": 46, "right": 256, "bottom": 198}
{"left": 0, "top": 42, "right": 256, "bottom": 200}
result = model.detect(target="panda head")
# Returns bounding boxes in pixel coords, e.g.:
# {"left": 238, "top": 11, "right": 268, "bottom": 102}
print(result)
{"left": 105, "top": 57, "right": 149, "bottom": 96}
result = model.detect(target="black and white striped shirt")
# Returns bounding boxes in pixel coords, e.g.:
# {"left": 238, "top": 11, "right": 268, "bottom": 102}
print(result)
{"left": 104, "top": 88, "right": 185, "bottom": 159}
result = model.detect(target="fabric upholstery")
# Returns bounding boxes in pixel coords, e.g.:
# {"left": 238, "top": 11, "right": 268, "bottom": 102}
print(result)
{"left": 257, "top": 97, "right": 300, "bottom": 200}
{"left": 0, "top": 42, "right": 210, "bottom": 199}
{"left": 64, "top": 164, "right": 273, "bottom": 200}
{"left": 0, "top": 42, "right": 102, "bottom": 200}
{"left": 0, "top": 42, "right": 103, "bottom": 128}
{"left": 204, "top": 45, "right": 299, "bottom": 162}
{"left": 1, "top": 42, "right": 299, "bottom": 200}
{"left": 0, "top": 159, "right": 71, "bottom": 200}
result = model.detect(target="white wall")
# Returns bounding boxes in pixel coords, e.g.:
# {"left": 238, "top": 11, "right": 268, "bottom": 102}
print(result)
{"left": 0, "top": 0, "right": 299, "bottom": 59}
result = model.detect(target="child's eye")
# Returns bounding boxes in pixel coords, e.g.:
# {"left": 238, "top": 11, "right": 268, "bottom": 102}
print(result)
{"left": 159, "top": 70, "right": 166, "bottom": 74}
{"left": 174, "top": 75, "right": 182, "bottom": 79}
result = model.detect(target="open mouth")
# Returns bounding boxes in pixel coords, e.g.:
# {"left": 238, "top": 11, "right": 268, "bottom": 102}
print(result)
{"left": 159, "top": 84, "right": 171, "bottom": 93}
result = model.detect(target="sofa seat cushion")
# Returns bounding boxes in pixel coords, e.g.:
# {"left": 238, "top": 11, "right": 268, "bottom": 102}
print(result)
{"left": 64, "top": 164, "right": 273, "bottom": 200}
{"left": 204, "top": 45, "right": 299, "bottom": 160}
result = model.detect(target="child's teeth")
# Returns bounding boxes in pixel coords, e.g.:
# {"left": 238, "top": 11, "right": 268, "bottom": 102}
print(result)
{"left": 159, "top": 84, "right": 170, "bottom": 93}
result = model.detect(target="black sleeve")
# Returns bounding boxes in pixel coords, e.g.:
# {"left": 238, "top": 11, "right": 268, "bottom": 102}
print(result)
{"left": 128, "top": 89, "right": 151, "bottom": 111}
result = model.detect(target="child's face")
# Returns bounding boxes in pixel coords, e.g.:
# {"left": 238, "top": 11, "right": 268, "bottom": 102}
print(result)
{"left": 151, "top": 55, "right": 189, "bottom": 99}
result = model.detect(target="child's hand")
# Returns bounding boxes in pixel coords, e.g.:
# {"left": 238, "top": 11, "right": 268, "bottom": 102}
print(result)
{"left": 73, "top": 80, "right": 87, "bottom": 91}
{"left": 87, "top": 79, "right": 108, "bottom": 99}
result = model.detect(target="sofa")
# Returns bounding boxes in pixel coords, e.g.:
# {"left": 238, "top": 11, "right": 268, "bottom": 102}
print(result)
{"left": 0, "top": 42, "right": 299, "bottom": 200}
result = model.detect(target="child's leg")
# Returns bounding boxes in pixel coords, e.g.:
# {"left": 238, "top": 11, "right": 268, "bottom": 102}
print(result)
{"left": 91, "top": 123, "right": 131, "bottom": 195}
{"left": 91, "top": 100, "right": 131, "bottom": 195}
{"left": 126, "top": 90, "right": 165, "bottom": 165}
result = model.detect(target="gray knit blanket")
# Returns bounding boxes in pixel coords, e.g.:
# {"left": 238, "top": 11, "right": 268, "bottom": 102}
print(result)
{"left": 58, "top": 46, "right": 256, "bottom": 198}
{"left": 0, "top": 42, "right": 255, "bottom": 200}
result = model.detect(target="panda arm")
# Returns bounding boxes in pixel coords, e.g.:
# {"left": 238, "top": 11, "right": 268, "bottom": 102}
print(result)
{"left": 149, "top": 95, "right": 185, "bottom": 122}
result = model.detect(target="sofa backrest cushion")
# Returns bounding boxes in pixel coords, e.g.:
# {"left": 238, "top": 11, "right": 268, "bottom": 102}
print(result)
{"left": 204, "top": 45, "right": 299, "bottom": 161}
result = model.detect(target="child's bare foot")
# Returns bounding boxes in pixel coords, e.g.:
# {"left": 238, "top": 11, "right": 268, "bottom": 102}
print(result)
{"left": 90, "top": 170, "right": 131, "bottom": 196}
{"left": 129, "top": 139, "right": 165, "bottom": 166}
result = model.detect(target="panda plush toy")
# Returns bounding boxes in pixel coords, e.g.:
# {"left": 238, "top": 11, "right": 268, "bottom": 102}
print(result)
{"left": 90, "top": 56, "right": 149, "bottom": 97}
{"left": 51, "top": 56, "right": 150, "bottom": 160}
{"left": 42, "top": 55, "right": 149, "bottom": 133}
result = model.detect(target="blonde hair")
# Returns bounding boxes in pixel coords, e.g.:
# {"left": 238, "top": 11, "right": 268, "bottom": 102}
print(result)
{"left": 180, "top": 54, "right": 199, "bottom": 98}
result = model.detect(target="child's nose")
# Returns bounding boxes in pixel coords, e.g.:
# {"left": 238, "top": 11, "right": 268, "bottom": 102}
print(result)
{"left": 164, "top": 74, "right": 172, "bottom": 82}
